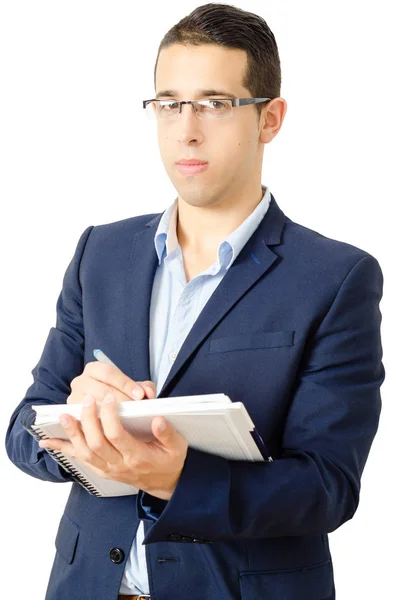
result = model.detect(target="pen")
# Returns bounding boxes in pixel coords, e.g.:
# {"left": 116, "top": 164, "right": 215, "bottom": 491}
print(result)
{"left": 93, "top": 348, "right": 118, "bottom": 368}
{"left": 93, "top": 348, "right": 148, "bottom": 400}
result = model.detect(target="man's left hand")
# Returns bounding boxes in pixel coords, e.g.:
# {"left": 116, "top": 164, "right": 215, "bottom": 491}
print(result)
{"left": 38, "top": 393, "right": 188, "bottom": 501}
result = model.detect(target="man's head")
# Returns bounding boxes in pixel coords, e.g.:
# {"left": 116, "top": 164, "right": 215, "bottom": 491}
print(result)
{"left": 150, "top": 3, "right": 287, "bottom": 209}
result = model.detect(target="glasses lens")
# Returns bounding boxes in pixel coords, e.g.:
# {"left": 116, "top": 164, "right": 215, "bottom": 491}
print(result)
{"left": 195, "top": 99, "right": 232, "bottom": 119}
{"left": 144, "top": 99, "right": 233, "bottom": 120}
{"left": 144, "top": 100, "right": 180, "bottom": 120}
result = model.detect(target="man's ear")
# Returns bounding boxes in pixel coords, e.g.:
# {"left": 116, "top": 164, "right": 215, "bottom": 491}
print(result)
{"left": 259, "top": 97, "right": 288, "bottom": 144}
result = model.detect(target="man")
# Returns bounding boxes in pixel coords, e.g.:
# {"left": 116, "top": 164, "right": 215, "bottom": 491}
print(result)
{"left": 5, "top": 3, "right": 384, "bottom": 599}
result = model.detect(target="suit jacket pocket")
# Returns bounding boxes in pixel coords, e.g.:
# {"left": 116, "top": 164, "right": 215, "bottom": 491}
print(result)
{"left": 239, "top": 560, "right": 334, "bottom": 600}
{"left": 55, "top": 513, "right": 80, "bottom": 564}
{"left": 209, "top": 330, "right": 295, "bottom": 353}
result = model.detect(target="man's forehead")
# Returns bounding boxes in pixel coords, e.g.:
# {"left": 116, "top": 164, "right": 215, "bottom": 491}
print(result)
{"left": 158, "top": 44, "right": 246, "bottom": 69}
{"left": 155, "top": 45, "right": 249, "bottom": 99}
{"left": 155, "top": 88, "right": 239, "bottom": 100}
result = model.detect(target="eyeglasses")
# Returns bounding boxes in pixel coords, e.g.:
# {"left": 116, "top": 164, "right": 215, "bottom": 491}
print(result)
{"left": 142, "top": 97, "right": 272, "bottom": 120}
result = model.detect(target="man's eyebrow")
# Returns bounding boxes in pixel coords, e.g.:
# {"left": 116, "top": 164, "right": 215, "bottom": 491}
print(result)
{"left": 155, "top": 89, "right": 238, "bottom": 99}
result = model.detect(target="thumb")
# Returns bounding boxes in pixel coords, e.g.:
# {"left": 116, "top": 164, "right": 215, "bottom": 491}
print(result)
{"left": 152, "top": 417, "right": 174, "bottom": 444}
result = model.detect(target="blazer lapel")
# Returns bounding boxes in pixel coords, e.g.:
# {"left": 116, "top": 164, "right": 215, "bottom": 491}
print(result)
{"left": 123, "top": 217, "right": 161, "bottom": 384}
{"left": 123, "top": 194, "right": 286, "bottom": 397}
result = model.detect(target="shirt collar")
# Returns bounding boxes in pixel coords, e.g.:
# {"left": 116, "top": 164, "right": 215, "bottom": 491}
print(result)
{"left": 154, "top": 184, "right": 271, "bottom": 269}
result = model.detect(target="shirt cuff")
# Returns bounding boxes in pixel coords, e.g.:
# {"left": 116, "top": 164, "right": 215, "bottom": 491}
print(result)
{"left": 138, "top": 490, "right": 169, "bottom": 521}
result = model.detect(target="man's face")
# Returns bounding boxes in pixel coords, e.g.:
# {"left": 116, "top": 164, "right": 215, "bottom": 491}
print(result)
{"left": 154, "top": 43, "right": 266, "bottom": 208}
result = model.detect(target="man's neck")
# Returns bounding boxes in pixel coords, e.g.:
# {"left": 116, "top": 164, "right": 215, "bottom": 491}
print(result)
{"left": 176, "top": 184, "right": 265, "bottom": 256}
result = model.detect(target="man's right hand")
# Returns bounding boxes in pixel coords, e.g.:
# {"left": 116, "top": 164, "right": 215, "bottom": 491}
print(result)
{"left": 66, "top": 361, "right": 156, "bottom": 405}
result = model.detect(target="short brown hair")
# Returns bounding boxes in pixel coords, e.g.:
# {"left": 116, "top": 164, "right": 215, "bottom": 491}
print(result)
{"left": 154, "top": 2, "right": 282, "bottom": 121}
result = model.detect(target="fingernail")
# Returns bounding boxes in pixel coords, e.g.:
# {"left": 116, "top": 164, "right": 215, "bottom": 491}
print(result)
{"left": 59, "top": 415, "right": 70, "bottom": 428}
{"left": 104, "top": 393, "right": 115, "bottom": 403}
{"left": 132, "top": 387, "right": 144, "bottom": 400}
{"left": 83, "top": 394, "right": 95, "bottom": 406}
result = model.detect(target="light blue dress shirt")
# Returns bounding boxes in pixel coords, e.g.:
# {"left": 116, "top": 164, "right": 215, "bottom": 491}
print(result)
{"left": 119, "top": 184, "right": 271, "bottom": 594}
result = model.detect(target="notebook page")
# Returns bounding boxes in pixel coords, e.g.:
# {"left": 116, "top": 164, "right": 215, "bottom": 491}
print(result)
{"left": 32, "top": 394, "right": 231, "bottom": 425}
{"left": 33, "top": 400, "right": 234, "bottom": 426}
{"left": 118, "top": 405, "right": 257, "bottom": 451}
{"left": 33, "top": 403, "right": 259, "bottom": 454}
{"left": 226, "top": 409, "right": 266, "bottom": 460}
{"left": 153, "top": 413, "right": 252, "bottom": 460}
{"left": 173, "top": 404, "right": 267, "bottom": 461}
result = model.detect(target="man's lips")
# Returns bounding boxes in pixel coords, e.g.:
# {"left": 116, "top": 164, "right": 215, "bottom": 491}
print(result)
{"left": 175, "top": 162, "right": 209, "bottom": 175}
{"left": 176, "top": 160, "right": 208, "bottom": 165}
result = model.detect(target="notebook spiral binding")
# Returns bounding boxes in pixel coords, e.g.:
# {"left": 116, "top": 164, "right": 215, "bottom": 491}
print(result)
{"left": 20, "top": 405, "right": 102, "bottom": 497}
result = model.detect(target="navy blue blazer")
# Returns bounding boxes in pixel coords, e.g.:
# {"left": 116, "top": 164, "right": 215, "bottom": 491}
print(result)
{"left": 5, "top": 195, "right": 384, "bottom": 600}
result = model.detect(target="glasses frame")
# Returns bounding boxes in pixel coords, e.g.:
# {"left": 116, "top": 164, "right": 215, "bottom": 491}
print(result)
{"left": 142, "top": 97, "right": 272, "bottom": 120}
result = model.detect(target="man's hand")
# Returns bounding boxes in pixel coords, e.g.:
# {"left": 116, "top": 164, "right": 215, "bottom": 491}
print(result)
{"left": 38, "top": 393, "right": 188, "bottom": 501}
{"left": 67, "top": 361, "right": 156, "bottom": 404}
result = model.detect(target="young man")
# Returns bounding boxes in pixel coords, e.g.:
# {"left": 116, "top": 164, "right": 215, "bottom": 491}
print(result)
{"left": 5, "top": 3, "right": 384, "bottom": 599}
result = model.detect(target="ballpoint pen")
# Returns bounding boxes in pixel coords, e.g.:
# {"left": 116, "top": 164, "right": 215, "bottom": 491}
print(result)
{"left": 93, "top": 348, "right": 118, "bottom": 367}
{"left": 93, "top": 348, "right": 147, "bottom": 400}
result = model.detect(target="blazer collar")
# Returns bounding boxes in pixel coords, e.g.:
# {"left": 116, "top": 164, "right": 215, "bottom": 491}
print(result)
{"left": 124, "top": 193, "right": 286, "bottom": 397}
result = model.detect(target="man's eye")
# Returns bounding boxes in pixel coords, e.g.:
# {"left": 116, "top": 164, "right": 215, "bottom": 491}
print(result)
{"left": 161, "top": 102, "right": 178, "bottom": 110}
{"left": 208, "top": 100, "right": 225, "bottom": 109}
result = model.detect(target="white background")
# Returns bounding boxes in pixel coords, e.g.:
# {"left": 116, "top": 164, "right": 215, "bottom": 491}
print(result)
{"left": 1, "top": 1, "right": 395, "bottom": 598}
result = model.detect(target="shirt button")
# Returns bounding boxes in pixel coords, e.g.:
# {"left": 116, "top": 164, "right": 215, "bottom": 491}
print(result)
{"left": 169, "top": 351, "right": 177, "bottom": 362}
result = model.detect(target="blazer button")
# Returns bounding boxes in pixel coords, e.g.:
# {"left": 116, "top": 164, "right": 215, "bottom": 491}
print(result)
{"left": 109, "top": 547, "right": 125, "bottom": 564}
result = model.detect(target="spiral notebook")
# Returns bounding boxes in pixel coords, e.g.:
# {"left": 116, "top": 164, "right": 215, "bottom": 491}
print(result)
{"left": 20, "top": 393, "right": 272, "bottom": 497}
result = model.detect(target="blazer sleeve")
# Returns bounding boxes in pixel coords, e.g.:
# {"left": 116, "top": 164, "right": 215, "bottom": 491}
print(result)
{"left": 137, "top": 254, "right": 385, "bottom": 543}
{"left": 5, "top": 225, "right": 94, "bottom": 483}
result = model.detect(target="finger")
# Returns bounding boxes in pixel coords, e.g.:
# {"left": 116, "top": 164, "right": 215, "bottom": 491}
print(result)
{"left": 57, "top": 410, "right": 108, "bottom": 470}
{"left": 152, "top": 416, "right": 185, "bottom": 451}
{"left": 80, "top": 395, "right": 122, "bottom": 464}
{"left": 140, "top": 381, "right": 157, "bottom": 399}
{"left": 100, "top": 394, "right": 142, "bottom": 456}
{"left": 39, "top": 438, "right": 75, "bottom": 456}
{"left": 84, "top": 361, "right": 147, "bottom": 401}
{"left": 68, "top": 376, "right": 135, "bottom": 406}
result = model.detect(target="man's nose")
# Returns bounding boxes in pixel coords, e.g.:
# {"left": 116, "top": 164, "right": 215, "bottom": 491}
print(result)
{"left": 178, "top": 103, "right": 203, "bottom": 142}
